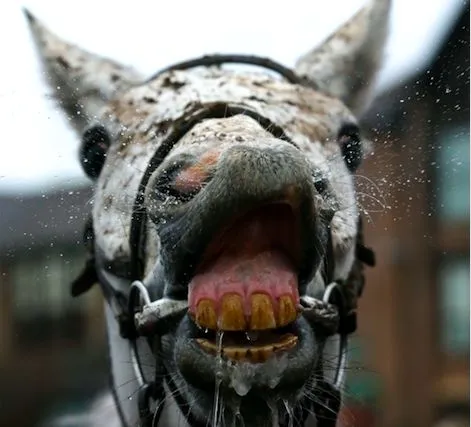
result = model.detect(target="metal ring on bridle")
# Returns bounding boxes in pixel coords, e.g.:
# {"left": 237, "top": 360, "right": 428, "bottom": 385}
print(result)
{"left": 323, "top": 281, "right": 348, "bottom": 388}
{"left": 128, "top": 281, "right": 153, "bottom": 387}
{"left": 131, "top": 280, "right": 152, "bottom": 306}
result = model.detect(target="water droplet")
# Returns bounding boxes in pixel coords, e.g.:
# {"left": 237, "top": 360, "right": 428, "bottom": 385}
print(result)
{"left": 266, "top": 400, "right": 279, "bottom": 427}
{"left": 234, "top": 408, "right": 245, "bottom": 427}
{"left": 245, "top": 331, "right": 259, "bottom": 342}
{"left": 212, "top": 331, "right": 225, "bottom": 426}
{"left": 282, "top": 400, "right": 294, "bottom": 427}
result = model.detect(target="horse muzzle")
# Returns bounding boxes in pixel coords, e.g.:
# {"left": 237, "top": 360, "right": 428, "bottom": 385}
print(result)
{"left": 150, "top": 141, "right": 327, "bottom": 300}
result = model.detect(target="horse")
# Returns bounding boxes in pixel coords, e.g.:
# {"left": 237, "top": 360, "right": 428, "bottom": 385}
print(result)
{"left": 25, "top": 1, "right": 387, "bottom": 425}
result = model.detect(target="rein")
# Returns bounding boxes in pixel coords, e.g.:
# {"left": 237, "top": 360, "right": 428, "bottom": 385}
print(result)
{"left": 71, "top": 55, "right": 375, "bottom": 427}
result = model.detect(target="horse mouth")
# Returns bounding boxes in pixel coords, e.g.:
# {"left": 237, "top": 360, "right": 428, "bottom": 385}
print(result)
{"left": 187, "top": 202, "right": 302, "bottom": 363}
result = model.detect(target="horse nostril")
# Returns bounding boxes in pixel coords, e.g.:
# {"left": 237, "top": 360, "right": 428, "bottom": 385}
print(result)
{"left": 153, "top": 163, "right": 204, "bottom": 203}
{"left": 172, "top": 166, "right": 208, "bottom": 197}
{"left": 173, "top": 150, "right": 220, "bottom": 194}
{"left": 154, "top": 150, "right": 220, "bottom": 203}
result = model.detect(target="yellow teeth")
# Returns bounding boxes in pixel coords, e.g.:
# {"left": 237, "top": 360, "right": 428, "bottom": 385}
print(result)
{"left": 194, "top": 299, "right": 218, "bottom": 330}
{"left": 249, "top": 293, "right": 277, "bottom": 330}
{"left": 192, "top": 293, "right": 299, "bottom": 331}
{"left": 277, "top": 295, "right": 298, "bottom": 327}
{"left": 218, "top": 294, "right": 246, "bottom": 330}
{"left": 196, "top": 334, "right": 298, "bottom": 363}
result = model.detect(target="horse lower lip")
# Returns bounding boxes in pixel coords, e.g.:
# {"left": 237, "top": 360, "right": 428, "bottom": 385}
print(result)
{"left": 195, "top": 333, "right": 298, "bottom": 363}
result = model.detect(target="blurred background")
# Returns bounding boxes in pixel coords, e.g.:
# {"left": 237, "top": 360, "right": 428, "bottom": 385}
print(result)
{"left": 0, "top": 1, "right": 468, "bottom": 426}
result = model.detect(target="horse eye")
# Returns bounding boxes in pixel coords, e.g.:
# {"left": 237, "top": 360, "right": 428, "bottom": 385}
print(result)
{"left": 313, "top": 177, "right": 328, "bottom": 195}
{"left": 80, "top": 125, "right": 111, "bottom": 179}
{"left": 338, "top": 123, "right": 362, "bottom": 172}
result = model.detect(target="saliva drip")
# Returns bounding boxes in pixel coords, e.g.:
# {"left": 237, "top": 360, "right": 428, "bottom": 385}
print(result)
{"left": 211, "top": 330, "right": 225, "bottom": 426}
{"left": 234, "top": 408, "right": 245, "bottom": 427}
{"left": 227, "top": 401, "right": 245, "bottom": 427}
{"left": 245, "top": 330, "right": 259, "bottom": 342}
{"left": 282, "top": 399, "right": 294, "bottom": 427}
{"left": 266, "top": 399, "right": 279, "bottom": 427}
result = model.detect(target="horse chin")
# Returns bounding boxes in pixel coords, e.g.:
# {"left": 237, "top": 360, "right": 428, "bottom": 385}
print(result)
{"left": 161, "top": 314, "right": 318, "bottom": 426}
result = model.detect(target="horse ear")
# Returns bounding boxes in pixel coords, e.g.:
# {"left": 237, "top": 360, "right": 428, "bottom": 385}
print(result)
{"left": 295, "top": 0, "right": 391, "bottom": 115}
{"left": 24, "top": 9, "right": 142, "bottom": 134}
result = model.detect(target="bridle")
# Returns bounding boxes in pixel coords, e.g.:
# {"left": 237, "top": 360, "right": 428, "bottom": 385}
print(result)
{"left": 71, "top": 54, "right": 376, "bottom": 427}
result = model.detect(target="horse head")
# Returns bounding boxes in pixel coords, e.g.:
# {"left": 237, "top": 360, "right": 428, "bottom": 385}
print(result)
{"left": 26, "top": 2, "right": 388, "bottom": 425}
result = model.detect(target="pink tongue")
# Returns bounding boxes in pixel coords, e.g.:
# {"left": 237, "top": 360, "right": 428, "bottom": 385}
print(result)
{"left": 188, "top": 250, "right": 299, "bottom": 315}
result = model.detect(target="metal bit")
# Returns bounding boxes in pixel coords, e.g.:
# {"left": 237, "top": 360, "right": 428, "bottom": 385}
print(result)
{"left": 134, "top": 298, "right": 188, "bottom": 336}
{"left": 299, "top": 295, "right": 339, "bottom": 335}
